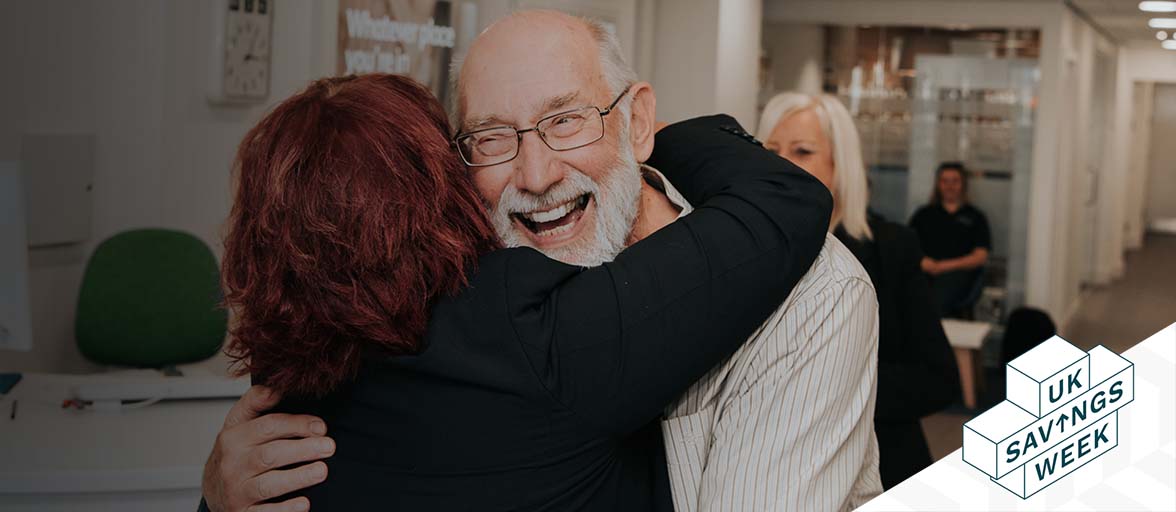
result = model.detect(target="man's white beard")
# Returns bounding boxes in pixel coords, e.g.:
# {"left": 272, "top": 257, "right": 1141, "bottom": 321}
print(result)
{"left": 490, "top": 140, "right": 642, "bottom": 267}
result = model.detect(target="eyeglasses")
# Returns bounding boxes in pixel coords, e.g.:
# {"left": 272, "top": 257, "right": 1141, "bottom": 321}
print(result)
{"left": 453, "top": 88, "right": 631, "bottom": 167}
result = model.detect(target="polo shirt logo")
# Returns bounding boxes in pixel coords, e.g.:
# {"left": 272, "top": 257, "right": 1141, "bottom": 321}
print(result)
{"left": 961, "top": 335, "right": 1135, "bottom": 498}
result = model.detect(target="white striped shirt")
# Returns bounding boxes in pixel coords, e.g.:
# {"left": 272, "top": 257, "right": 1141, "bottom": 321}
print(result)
{"left": 646, "top": 167, "right": 883, "bottom": 511}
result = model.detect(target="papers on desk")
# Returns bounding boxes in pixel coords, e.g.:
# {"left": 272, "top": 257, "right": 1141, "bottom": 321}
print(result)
{"left": 73, "top": 375, "right": 248, "bottom": 405}
{"left": 0, "top": 373, "right": 238, "bottom": 501}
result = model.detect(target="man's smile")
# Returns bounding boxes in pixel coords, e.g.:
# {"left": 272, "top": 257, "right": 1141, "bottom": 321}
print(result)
{"left": 511, "top": 193, "right": 594, "bottom": 246}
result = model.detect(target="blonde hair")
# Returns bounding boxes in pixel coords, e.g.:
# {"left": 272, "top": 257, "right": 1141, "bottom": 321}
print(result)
{"left": 756, "top": 92, "right": 873, "bottom": 241}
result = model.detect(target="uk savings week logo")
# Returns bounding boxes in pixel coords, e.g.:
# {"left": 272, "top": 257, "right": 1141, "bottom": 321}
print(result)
{"left": 962, "top": 335, "right": 1135, "bottom": 498}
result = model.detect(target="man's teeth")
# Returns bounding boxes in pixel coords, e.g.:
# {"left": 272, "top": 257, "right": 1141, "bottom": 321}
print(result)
{"left": 522, "top": 199, "right": 577, "bottom": 223}
{"left": 537, "top": 221, "right": 576, "bottom": 237}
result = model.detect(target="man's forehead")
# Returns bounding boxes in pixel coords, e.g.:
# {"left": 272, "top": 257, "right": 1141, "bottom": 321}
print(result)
{"left": 461, "top": 87, "right": 588, "bottom": 131}
{"left": 457, "top": 13, "right": 605, "bottom": 129}
{"left": 459, "top": 59, "right": 610, "bottom": 130}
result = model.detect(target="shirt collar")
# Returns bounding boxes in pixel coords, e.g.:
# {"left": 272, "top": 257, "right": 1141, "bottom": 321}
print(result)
{"left": 640, "top": 164, "right": 693, "bottom": 219}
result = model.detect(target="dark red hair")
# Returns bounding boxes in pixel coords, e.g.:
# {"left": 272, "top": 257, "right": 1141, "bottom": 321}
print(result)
{"left": 222, "top": 74, "right": 498, "bottom": 396}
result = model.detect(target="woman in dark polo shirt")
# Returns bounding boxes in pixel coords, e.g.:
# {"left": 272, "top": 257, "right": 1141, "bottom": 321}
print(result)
{"left": 909, "top": 162, "right": 991, "bottom": 317}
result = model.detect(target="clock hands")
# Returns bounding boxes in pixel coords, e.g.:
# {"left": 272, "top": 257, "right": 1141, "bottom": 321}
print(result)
{"left": 245, "top": 24, "right": 266, "bottom": 62}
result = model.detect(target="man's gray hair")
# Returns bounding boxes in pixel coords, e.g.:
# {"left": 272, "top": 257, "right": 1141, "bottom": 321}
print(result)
{"left": 581, "top": 17, "right": 638, "bottom": 98}
{"left": 448, "top": 11, "right": 638, "bottom": 132}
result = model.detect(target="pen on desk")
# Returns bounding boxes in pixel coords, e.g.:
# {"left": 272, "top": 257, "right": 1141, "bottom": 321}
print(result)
{"left": 9, "top": 399, "right": 16, "bottom": 420}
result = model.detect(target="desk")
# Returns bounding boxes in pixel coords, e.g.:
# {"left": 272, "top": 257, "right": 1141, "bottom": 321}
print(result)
{"left": 942, "top": 319, "right": 993, "bottom": 409}
{"left": 858, "top": 322, "right": 1176, "bottom": 511}
{"left": 0, "top": 373, "right": 239, "bottom": 511}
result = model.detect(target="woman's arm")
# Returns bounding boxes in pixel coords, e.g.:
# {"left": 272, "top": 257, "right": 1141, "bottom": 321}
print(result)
{"left": 925, "top": 247, "right": 988, "bottom": 274}
{"left": 922, "top": 206, "right": 991, "bottom": 274}
{"left": 876, "top": 227, "right": 961, "bottom": 420}
{"left": 507, "top": 115, "right": 833, "bottom": 437}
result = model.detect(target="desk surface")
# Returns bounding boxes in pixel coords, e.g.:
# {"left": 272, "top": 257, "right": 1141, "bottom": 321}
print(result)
{"left": 942, "top": 318, "right": 993, "bottom": 350}
{"left": 858, "top": 323, "right": 1176, "bottom": 511}
{"left": 0, "top": 372, "right": 238, "bottom": 494}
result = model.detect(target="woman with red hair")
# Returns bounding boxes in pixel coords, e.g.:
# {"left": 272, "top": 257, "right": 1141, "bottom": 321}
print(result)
{"left": 216, "top": 74, "right": 831, "bottom": 510}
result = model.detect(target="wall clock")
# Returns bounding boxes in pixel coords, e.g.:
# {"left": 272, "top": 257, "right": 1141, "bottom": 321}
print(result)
{"left": 209, "top": 0, "right": 273, "bottom": 104}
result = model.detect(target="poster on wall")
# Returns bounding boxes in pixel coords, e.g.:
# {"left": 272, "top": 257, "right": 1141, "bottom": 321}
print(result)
{"left": 337, "top": 0, "right": 469, "bottom": 106}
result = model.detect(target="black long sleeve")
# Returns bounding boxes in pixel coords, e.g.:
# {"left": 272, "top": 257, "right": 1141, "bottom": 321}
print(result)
{"left": 199, "top": 116, "right": 832, "bottom": 512}
{"left": 507, "top": 115, "right": 832, "bottom": 437}
{"left": 874, "top": 227, "right": 961, "bottom": 421}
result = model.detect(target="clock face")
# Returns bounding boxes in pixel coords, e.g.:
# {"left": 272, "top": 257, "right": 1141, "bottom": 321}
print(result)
{"left": 223, "top": 11, "right": 270, "bottom": 99}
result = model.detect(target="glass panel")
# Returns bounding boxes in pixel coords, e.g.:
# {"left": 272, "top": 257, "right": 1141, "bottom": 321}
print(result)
{"left": 761, "top": 25, "right": 1041, "bottom": 317}
{"left": 908, "top": 56, "right": 1039, "bottom": 312}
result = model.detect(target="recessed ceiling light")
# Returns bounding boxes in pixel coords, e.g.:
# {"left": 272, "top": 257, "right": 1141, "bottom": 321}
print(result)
{"left": 1149, "top": 18, "right": 1176, "bottom": 29}
{"left": 1141, "top": 1, "right": 1176, "bottom": 13}
{"left": 1163, "top": 39, "right": 1176, "bottom": 49}
{"left": 1159, "top": 31, "right": 1170, "bottom": 40}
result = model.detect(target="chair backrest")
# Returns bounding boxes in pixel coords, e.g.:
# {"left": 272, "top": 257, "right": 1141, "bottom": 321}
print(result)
{"left": 76, "top": 229, "right": 227, "bottom": 367}
{"left": 1000, "top": 306, "right": 1057, "bottom": 365}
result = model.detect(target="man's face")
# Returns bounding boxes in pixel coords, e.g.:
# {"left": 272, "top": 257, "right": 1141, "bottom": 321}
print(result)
{"left": 457, "top": 16, "right": 642, "bottom": 266}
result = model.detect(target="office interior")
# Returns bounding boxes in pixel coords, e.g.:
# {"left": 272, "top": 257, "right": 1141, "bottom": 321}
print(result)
{"left": 1, "top": 0, "right": 1175, "bottom": 509}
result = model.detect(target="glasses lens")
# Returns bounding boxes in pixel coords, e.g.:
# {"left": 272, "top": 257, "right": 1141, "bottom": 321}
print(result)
{"left": 539, "top": 107, "right": 604, "bottom": 151}
{"left": 458, "top": 127, "right": 518, "bottom": 166}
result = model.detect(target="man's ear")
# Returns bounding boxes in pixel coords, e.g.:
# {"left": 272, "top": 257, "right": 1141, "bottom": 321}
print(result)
{"left": 626, "top": 82, "right": 656, "bottom": 163}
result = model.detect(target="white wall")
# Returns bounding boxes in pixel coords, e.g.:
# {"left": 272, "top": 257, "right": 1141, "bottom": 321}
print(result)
{"left": 650, "top": 0, "right": 763, "bottom": 130}
{"left": 1146, "top": 84, "right": 1176, "bottom": 223}
{"left": 761, "top": 23, "right": 825, "bottom": 101}
{"left": 2, "top": 0, "right": 170, "bottom": 373}
{"left": 1087, "top": 42, "right": 1121, "bottom": 286}
{"left": 1052, "top": 9, "right": 1119, "bottom": 327}
{"left": 650, "top": 0, "right": 720, "bottom": 123}
{"left": 0, "top": 0, "right": 327, "bottom": 373}
{"left": 1124, "top": 81, "right": 1154, "bottom": 250}
{"left": 1112, "top": 47, "right": 1176, "bottom": 251}
{"left": 764, "top": 0, "right": 1058, "bottom": 29}
{"left": 1051, "top": 11, "right": 1119, "bottom": 325}
{"left": 715, "top": 0, "right": 764, "bottom": 129}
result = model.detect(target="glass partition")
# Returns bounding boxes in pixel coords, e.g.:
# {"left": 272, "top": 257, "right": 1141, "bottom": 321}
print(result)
{"left": 761, "top": 25, "right": 1041, "bottom": 316}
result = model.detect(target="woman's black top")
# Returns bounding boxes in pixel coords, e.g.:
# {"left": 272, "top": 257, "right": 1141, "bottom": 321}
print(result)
{"left": 836, "top": 215, "right": 961, "bottom": 489}
{"left": 266, "top": 116, "right": 832, "bottom": 511}
{"left": 908, "top": 203, "right": 991, "bottom": 260}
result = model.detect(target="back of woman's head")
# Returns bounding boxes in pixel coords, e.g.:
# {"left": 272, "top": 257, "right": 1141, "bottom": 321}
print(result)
{"left": 222, "top": 74, "right": 499, "bottom": 397}
{"left": 757, "top": 92, "right": 872, "bottom": 240}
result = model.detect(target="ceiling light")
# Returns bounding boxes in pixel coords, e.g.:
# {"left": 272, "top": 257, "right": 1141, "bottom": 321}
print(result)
{"left": 1159, "top": 31, "right": 1170, "bottom": 40}
{"left": 1149, "top": 18, "right": 1176, "bottom": 28}
{"left": 1164, "top": 39, "right": 1176, "bottom": 49}
{"left": 1141, "top": 1, "right": 1176, "bottom": 12}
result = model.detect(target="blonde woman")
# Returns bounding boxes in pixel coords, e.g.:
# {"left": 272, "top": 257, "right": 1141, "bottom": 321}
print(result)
{"left": 758, "top": 92, "right": 961, "bottom": 489}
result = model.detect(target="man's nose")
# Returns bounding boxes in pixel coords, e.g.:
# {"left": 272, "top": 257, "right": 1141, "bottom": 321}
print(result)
{"left": 512, "top": 131, "right": 564, "bottom": 195}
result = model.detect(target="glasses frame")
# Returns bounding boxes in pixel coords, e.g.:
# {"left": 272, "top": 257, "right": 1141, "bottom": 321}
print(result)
{"left": 453, "top": 87, "right": 632, "bottom": 167}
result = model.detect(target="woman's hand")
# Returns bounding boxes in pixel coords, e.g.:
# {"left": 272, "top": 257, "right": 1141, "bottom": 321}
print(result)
{"left": 203, "top": 386, "right": 335, "bottom": 512}
{"left": 921, "top": 257, "right": 942, "bottom": 275}
{"left": 923, "top": 248, "right": 988, "bottom": 276}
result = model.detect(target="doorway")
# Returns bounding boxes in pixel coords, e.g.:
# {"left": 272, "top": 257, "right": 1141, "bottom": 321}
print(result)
{"left": 1146, "top": 83, "right": 1176, "bottom": 233}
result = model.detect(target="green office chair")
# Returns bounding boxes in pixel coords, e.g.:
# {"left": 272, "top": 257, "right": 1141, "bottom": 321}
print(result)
{"left": 76, "top": 229, "right": 227, "bottom": 368}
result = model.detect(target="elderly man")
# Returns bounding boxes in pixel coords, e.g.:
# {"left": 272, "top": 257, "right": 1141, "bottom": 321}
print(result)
{"left": 202, "top": 10, "right": 881, "bottom": 512}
